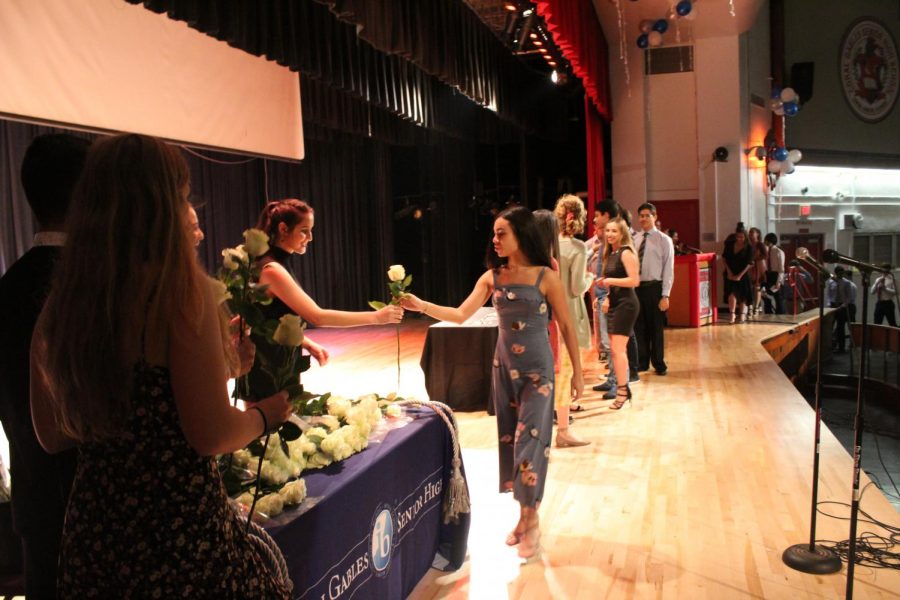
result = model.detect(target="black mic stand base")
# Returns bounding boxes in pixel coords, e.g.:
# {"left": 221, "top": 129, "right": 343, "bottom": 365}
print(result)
{"left": 782, "top": 543, "right": 842, "bottom": 574}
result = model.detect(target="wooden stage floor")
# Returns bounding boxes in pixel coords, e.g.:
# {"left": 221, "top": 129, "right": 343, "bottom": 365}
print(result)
{"left": 300, "top": 314, "right": 900, "bottom": 600}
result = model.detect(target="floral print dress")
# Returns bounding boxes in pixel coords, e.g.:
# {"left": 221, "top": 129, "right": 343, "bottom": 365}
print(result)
{"left": 58, "top": 362, "right": 291, "bottom": 599}
{"left": 491, "top": 268, "right": 554, "bottom": 507}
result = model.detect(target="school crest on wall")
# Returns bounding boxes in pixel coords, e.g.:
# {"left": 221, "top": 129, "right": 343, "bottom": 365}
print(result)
{"left": 839, "top": 18, "right": 898, "bottom": 123}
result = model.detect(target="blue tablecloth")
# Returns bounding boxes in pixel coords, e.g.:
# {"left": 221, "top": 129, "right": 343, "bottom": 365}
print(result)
{"left": 266, "top": 410, "right": 469, "bottom": 599}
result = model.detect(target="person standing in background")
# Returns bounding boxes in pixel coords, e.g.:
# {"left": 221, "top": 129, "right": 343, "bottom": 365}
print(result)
{"left": 632, "top": 203, "right": 674, "bottom": 375}
{"left": 763, "top": 233, "right": 785, "bottom": 315}
{"left": 551, "top": 195, "right": 592, "bottom": 448}
{"left": 871, "top": 266, "right": 897, "bottom": 327}
{"left": 586, "top": 208, "right": 609, "bottom": 364}
{"left": 827, "top": 266, "right": 857, "bottom": 353}
{"left": 0, "top": 133, "right": 89, "bottom": 599}
{"left": 748, "top": 228, "right": 767, "bottom": 317}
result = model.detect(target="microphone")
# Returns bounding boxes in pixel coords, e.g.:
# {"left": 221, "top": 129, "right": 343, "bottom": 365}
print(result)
{"left": 796, "top": 247, "right": 831, "bottom": 276}
{"left": 822, "top": 249, "right": 890, "bottom": 274}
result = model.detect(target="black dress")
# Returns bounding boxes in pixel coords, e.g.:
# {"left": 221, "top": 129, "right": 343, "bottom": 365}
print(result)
{"left": 246, "top": 246, "right": 308, "bottom": 400}
{"left": 603, "top": 247, "right": 640, "bottom": 335}
{"left": 722, "top": 241, "right": 754, "bottom": 303}
{"left": 58, "top": 360, "right": 291, "bottom": 598}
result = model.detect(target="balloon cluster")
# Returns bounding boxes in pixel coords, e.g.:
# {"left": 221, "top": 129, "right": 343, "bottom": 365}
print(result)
{"left": 767, "top": 147, "right": 802, "bottom": 176}
{"left": 636, "top": 0, "right": 693, "bottom": 48}
{"left": 769, "top": 87, "right": 800, "bottom": 117}
{"left": 765, "top": 87, "right": 802, "bottom": 177}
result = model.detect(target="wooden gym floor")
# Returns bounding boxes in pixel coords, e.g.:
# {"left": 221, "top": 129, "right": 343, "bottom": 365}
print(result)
{"left": 302, "top": 313, "right": 899, "bottom": 599}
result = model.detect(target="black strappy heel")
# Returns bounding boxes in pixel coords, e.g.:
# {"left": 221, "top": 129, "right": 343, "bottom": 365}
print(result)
{"left": 610, "top": 384, "right": 631, "bottom": 410}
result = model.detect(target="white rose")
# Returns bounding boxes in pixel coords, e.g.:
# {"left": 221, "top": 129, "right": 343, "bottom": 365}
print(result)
{"left": 305, "top": 427, "right": 328, "bottom": 445}
{"left": 222, "top": 246, "right": 249, "bottom": 270}
{"left": 320, "top": 430, "right": 352, "bottom": 461}
{"left": 259, "top": 460, "right": 289, "bottom": 485}
{"left": 385, "top": 404, "right": 402, "bottom": 418}
{"left": 279, "top": 479, "right": 307, "bottom": 506}
{"left": 208, "top": 278, "right": 232, "bottom": 305}
{"left": 315, "top": 414, "right": 341, "bottom": 432}
{"left": 326, "top": 396, "right": 351, "bottom": 420}
{"left": 387, "top": 265, "right": 406, "bottom": 282}
{"left": 232, "top": 449, "right": 252, "bottom": 467}
{"left": 272, "top": 314, "right": 304, "bottom": 347}
{"left": 255, "top": 493, "right": 284, "bottom": 517}
{"left": 243, "top": 228, "right": 270, "bottom": 258}
{"left": 307, "top": 452, "right": 333, "bottom": 469}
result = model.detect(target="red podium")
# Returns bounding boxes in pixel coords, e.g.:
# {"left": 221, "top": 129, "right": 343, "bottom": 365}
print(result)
{"left": 669, "top": 253, "right": 718, "bottom": 327}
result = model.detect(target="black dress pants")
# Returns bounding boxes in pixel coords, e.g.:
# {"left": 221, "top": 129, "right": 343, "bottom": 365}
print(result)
{"left": 635, "top": 281, "right": 667, "bottom": 372}
{"left": 874, "top": 300, "right": 897, "bottom": 327}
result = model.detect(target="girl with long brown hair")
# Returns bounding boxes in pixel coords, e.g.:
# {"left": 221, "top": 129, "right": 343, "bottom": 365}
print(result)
{"left": 30, "top": 134, "right": 292, "bottom": 597}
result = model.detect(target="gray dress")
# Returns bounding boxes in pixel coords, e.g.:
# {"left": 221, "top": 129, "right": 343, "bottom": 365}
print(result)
{"left": 491, "top": 268, "right": 554, "bottom": 507}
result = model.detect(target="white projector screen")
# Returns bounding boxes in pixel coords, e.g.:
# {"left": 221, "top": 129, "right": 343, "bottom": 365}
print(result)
{"left": 0, "top": 0, "right": 303, "bottom": 160}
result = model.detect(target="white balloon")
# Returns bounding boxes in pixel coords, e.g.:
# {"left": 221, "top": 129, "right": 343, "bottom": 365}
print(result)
{"left": 787, "top": 149, "right": 803, "bottom": 163}
{"left": 780, "top": 87, "right": 797, "bottom": 103}
{"left": 648, "top": 31, "right": 663, "bottom": 47}
{"left": 768, "top": 160, "right": 783, "bottom": 173}
{"left": 780, "top": 160, "right": 794, "bottom": 174}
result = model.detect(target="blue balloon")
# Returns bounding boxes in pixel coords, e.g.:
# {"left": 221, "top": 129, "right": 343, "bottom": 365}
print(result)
{"left": 783, "top": 101, "right": 799, "bottom": 116}
{"left": 774, "top": 147, "right": 789, "bottom": 162}
{"left": 637, "top": 34, "right": 649, "bottom": 49}
{"left": 676, "top": 1, "right": 693, "bottom": 16}
{"left": 653, "top": 19, "right": 669, "bottom": 34}
{"left": 770, "top": 87, "right": 782, "bottom": 99}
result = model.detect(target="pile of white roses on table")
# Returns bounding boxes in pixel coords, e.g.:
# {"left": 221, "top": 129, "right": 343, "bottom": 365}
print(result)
{"left": 227, "top": 392, "right": 403, "bottom": 517}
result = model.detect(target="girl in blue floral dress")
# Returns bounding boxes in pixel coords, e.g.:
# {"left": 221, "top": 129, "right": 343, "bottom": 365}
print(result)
{"left": 401, "top": 206, "right": 584, "bottom": 559}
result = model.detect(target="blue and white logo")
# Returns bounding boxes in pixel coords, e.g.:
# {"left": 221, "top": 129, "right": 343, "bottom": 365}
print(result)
{"left": 370, "top": 507, "right": 394, "bottom": 573}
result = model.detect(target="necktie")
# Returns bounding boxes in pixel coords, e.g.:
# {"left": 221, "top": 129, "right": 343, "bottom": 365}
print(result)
{"left": 638, "top": 232, "right": 648, "bottom": 275}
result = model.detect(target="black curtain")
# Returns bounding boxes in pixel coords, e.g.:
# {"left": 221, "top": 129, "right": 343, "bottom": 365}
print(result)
{"left": 0, "top": 121, "right": 393, "bottom": 312}
{"left": 129, "top": 0, "right": 566, "bottom": 141}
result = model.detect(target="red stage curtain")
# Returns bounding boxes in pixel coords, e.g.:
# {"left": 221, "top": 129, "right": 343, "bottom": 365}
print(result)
{"left": 584, "top": 96, "right": 606, "bottom": 237}
{"left": 536, "top": 0, "right": 611, "bottom": 236}
{"left": 535, "top": 0, "right": 611, "bottom": 120}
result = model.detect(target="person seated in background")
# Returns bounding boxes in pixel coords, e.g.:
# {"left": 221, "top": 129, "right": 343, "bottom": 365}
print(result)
{"left": 871, "top": 265, "right": 897, "bottom": 327}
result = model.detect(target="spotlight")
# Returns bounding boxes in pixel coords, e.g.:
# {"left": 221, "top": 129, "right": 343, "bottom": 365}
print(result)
{"left": 548, "top": 60, "right": 558, "bottom": 67}
{"left": 412, "top": 207, "right": 423, "bottom": 220}
{"left": 538, "top": 47, "right": 547, "bottom": 53}
{"left": 530, "top": 32, "right": 538, "bottom": 39}
{"left": 504, "top": 3, "right": 517, "bottom": 11}
{"left": 533, "top": 40, "right": 543, "bottom": 46}
{"left": 522, "top": 8, "right": 534, "bottom": 16}
{"left": 551, "top": 70, "right": 558, "bottom": 83}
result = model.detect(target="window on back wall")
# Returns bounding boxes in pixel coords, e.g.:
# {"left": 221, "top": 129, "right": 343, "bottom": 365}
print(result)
{"left": 853, "top": 233, "right": 900, "bottom": 267}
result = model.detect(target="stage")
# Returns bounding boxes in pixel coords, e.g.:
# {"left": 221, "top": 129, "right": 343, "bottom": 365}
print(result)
{"left": 300, "top": 313, "right": 899, "bottom": 599}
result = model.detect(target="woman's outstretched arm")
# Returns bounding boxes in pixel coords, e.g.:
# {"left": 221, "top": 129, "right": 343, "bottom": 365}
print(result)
{"left": 260, "top": 263, "right": 402, "bottom": 327}
{"left": 400, "top": 270, "right": 494, "bottom": 324}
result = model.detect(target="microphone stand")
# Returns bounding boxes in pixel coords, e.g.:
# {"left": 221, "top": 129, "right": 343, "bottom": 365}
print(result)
{"left": 845, "top": 269, "right": 872, "bottom": 599}
{"left": 782, "top": 261, "right": 841, "bottom": 574}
